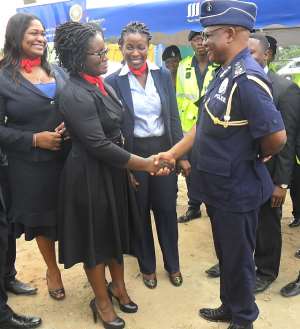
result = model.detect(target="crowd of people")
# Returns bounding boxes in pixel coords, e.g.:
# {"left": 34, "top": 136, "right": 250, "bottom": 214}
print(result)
{"left": 0, "top": 1, "right": 299, "bottom": 329}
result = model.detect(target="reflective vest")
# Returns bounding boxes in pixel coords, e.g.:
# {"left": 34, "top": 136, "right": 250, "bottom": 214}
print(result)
{"left": 297, "top": 155, "right": 300, "bottom": 165}
{"left": 176, "top": 56, "right": 216, "bottom": 132}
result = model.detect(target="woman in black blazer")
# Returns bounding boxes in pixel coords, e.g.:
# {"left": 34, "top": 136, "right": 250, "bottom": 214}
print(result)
{"left": 54, "top": 22, "right": 160, "bottom": 329}
{"left": 0, "top": 13, "right": 68, "bottom": 300}
{"left": 106, "top": 22, "right": 190, "bottom": 289}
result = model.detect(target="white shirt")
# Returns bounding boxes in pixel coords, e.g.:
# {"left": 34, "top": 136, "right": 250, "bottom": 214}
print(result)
{"left": 119, "top": 61, "right": 165, "bottom": 138}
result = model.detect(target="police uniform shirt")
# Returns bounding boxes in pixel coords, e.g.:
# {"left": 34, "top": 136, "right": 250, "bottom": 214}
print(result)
{"left": 190, "top": 48, "right": 285, "bottom": 212}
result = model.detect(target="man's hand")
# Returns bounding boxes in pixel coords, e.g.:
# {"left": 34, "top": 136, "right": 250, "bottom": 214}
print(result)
{"left": 177, "top": 160, "right": 191, "bottom": 177}
{"left": 153, "top": 151, "right": 176, "bottom": 176}
{"left": 271, "top": 185, "right": 287, "bottom": 208}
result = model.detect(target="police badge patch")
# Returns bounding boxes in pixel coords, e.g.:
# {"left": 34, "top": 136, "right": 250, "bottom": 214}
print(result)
{"left": 218, "top": 78, "right": 229, "bottom": 94}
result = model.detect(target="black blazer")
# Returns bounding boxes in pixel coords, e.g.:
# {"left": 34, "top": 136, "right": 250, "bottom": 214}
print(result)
{"left": 0, "top": 65, "right": 68, "bottom": 162}
{"left": 267, "top": 71, "right": 300, "bottom": 185}
{"left": 105, "top": 67, "right": 184, "bottom": 153}
{"left": 58, "top": 76, "right": 131, "bottom": 167}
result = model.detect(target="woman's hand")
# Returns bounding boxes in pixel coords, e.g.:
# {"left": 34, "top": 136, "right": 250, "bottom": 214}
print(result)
{"left": 34, "top": 131, "right": 62, "bottom": 151}
{"left": 177, "top": 160, "right": 191, "bottom": 177}
{"left": 55, "top": 122, "right": 70, "bottom": 140}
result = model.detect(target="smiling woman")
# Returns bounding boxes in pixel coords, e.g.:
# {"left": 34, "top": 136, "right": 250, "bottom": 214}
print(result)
{"left": 0, "top": 12, "right": 70, "bottom": 306}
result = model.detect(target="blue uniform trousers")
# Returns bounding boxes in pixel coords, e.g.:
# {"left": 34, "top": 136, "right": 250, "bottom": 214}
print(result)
{"left": 132, "top": 136, "right": 179, "bottom": 275}
{"left": 206, "top": 204, "right": 259, "bottom": 326}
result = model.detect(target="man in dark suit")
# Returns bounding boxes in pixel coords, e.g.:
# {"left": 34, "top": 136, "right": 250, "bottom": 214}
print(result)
{"left": 248, "top": 33, "right": 300, "bottom": 293}
{"left": 0, "top": 150, "right": 41, "bottom": 328}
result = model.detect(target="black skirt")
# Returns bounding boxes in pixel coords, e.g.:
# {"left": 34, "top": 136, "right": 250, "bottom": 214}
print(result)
{"left": 8, "top": 157, "right": 64, "bottom": 241}
{"left": 58, "top": 149, "right": 142, "bottom": 269}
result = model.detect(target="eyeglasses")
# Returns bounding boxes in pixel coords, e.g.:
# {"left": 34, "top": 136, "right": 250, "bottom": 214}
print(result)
{"left": 202, "top": 27, "right": 227, "bottom": 41}
{"left": 86, "top": 48, "right": 109, "bottom": 59}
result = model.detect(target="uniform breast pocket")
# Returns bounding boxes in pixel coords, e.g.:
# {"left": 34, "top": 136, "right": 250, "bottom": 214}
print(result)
{"left": 196, "top": 154, "right": 232, "bottom": 201}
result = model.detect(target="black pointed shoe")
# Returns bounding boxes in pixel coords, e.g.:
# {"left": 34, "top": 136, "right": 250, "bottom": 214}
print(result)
{"left": 205, "top": 263, "right": 220, "bottom": 278}
{"left": 107, "top": 282, "right": 138, "bottom": 313}
{"left": 199, "top": 304, "right": 232, "bottom": 322}
{"left": 177, "top": 208, "right": 201, "bottom": 223}
{"left": 280, "top": 272, "right": 300, "bottom": 297}
{"left": 289, "top": 217, "right": 300, "bottom": 228}
{"left": 0, "top": 312, "right": 41, "bottom": 329}
{"left": 5, "top": 279, "right": 38, "bottom": 296}
{"left": 89, "top": 298, "right": 125, "bottom": 329}
{"left": 227, "top": 322, "right": 253, "bottom": 329}
{"left": 254, "top": 276, "right": 273, "bottom": 294}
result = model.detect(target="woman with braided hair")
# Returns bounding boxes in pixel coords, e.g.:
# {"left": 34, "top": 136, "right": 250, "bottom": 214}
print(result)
{"left": 54, "top": 21, "right": 162, "bottom": 329}
{"left": 106, "top": 22, "right": 189, "bottom": 289}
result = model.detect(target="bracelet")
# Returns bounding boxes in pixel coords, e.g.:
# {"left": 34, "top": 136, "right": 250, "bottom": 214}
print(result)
{"left": 33, "top": 134, "right": 37, "bottom": 148}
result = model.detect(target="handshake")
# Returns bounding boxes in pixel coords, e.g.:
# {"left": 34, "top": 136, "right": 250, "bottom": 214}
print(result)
{"left": 144, "top": 151, "right": 191, "bottom": 177}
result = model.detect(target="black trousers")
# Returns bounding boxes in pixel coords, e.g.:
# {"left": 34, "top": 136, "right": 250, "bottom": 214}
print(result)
{"left": 1, "top": 167, "right": 16, "bottom": 283}
{"left": 206, "top": 204, "right": 259, "bottom": 326}
{"left": 0, "top": 194, "right": 12, "bottom": 323}
{"left": 291, "top": 164, "right": 300, "bottom": 219}
{"left": 254, "top": 200, "right": 282, "bottom": 281}
{"left": 5, "top": 232, "right": 17, "bottom": 283}
{"left": 132, "top": 136, "right": 179, "bottom": 274}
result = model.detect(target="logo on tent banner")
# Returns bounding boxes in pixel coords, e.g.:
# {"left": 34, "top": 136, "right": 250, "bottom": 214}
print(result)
{"left": 69, "top": 4, "right": 83, "bottom": 22}
{"left": 187, "top": 2, "right": 201, "bottom": 23}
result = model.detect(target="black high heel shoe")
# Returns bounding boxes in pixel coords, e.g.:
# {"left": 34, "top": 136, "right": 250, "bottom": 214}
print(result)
{"left": 89, "top": 298, "right": 125, "bottom": 329}
{"left": 107, "top": 282, "right": 138, "bottom": 313}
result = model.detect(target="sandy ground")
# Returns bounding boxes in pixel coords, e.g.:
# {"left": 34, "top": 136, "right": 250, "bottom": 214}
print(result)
{"left": 10, "top": 176, "right": 300, "bottom": 329}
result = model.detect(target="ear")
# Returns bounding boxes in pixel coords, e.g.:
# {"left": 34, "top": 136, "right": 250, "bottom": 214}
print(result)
{"left": 226, "top": 27, "right": 236, "bottom": 44}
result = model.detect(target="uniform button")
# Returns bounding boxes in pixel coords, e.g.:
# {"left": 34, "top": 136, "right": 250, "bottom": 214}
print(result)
{"left": 272, "top": 119, "right": 278, "bottom": 124}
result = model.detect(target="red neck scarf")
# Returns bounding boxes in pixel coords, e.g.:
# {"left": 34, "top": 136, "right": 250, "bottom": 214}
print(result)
{"left": 20, "top": 57, "right": 41, "bottom": 73}
{"left": 128, "top": 62, "right": 148, "bottom": 77}
{"left": 80, "top": 73, "right": 107, "bottom": 96}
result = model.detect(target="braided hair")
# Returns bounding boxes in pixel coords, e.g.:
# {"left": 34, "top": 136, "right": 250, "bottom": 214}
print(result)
{"left": 0, "top": 13, "right": 50, "bottom": 76}
{"left": 118, "top": 21, "right": 152, "bottom": 46}
{"left": 54, "top": 21, "right": 103, "bottom": 74}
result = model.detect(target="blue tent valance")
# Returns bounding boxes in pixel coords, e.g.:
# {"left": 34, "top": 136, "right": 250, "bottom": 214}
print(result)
{"left": 18, "top": 0, "right": 300, "bottom": 41}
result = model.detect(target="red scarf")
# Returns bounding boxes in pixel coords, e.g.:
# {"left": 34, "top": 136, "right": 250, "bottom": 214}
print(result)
{"left": 20, "top": 57, "right": 41, "bottom": 73}
{"left": 128, "top": 62, "right": 147, "bottom": 76}
{"left": 80, "top": 73, "right": 107, "bottom": 96}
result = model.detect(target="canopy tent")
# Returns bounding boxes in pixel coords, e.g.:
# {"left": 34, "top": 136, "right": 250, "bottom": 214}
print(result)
{"left": 17, "top": 0, "right": 300, "bottom": 45}
{"left": 86, "top": 0, "right": 300, "bottom": 37}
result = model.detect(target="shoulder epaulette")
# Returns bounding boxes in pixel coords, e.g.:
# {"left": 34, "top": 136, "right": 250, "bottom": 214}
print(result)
{"left": 233, "top": 61, "right": 246, "bottom": 79}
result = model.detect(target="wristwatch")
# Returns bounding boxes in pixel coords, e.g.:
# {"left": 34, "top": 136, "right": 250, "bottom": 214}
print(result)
{"left": 279, "top": 184, "right": 288, "bottom": 189}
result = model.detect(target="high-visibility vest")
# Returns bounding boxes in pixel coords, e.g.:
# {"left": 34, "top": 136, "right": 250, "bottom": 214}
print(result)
{"left": 176, "top": 56, "right": 216, "bottom": 132}
{"left": 297, "top": 155, "right": 300, "bottom": 165}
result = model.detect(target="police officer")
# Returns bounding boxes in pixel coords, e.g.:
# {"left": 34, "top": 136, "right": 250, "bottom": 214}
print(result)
{"left": 0, "top": 151, "right": 41, "bottom": 329}
{"left": 176, "top": 30, "right": 216, "bottom": 223}
{"left": 154, "top": 1, "right": 286, "bottom": 328}
{"left": 162, "top": 45, "right": 182, "bottom": 90}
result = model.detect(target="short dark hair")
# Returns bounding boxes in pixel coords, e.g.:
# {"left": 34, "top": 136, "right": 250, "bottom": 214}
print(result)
{"left": 118, "top": 21, "right": 152, "bottom": 46}
{"left": 0, "top": 13, "right": 50, "bottom": 75}
{"left": 266, "top": 35, "right": 277, "bottom": 56}
{"left": 249, "top": 33, "right": 270, "bottom": 52}
{"left": 54, "top": 21, "right": 103, "bottom": 74}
